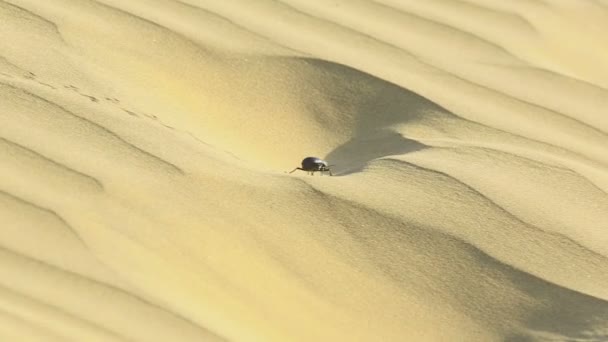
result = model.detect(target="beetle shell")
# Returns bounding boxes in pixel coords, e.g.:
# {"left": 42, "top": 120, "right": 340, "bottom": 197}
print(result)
{"left": 302, "top": 157, "right": 327, "bottom": 170}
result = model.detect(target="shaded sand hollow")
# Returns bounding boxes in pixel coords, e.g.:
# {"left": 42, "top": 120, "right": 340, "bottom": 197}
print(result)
{"left": 1, "top": 0, "right": 608, "bottom": 341}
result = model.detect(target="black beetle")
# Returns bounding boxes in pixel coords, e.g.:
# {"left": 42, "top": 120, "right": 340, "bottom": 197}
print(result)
{"left": 289, "top": 157, "right": 333, "bottom": 176}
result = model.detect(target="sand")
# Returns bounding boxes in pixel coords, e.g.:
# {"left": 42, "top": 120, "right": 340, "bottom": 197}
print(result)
{"left": 1, "top": 0, "right": 608, "bottom": 341}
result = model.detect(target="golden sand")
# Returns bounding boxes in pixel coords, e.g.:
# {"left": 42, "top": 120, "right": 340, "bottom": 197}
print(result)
{"left": 1, "top": 0, "right": 608, "bottom": 341}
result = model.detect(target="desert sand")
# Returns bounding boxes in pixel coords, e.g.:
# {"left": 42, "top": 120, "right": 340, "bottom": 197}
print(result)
{"left": 1, "top": 0, "right": 608, "bottom": 341}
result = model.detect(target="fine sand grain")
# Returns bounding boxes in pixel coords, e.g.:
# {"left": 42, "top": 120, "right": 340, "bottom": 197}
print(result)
{"left": 1, "top": 0, "right": 608, "bottom": 341}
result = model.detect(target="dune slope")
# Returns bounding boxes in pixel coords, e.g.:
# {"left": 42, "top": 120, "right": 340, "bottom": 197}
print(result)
{"left": 1, "top": 0, "right": 608, "bottom": 341}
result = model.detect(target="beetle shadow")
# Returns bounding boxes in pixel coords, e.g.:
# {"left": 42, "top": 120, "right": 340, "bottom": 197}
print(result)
{"left": 289, "top": 59, "right": 457, "bottom": 175}
{"left": 326, "top": 132, "right": 427, "bottom": 175}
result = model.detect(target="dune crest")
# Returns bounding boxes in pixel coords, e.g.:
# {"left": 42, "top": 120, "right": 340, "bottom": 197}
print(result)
{"left": 1, "top": 0, "right": 608, "bottom": 341}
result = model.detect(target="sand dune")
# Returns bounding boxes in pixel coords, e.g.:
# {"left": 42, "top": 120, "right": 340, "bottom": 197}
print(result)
{"left": 1, "top": 0, "right": 608, "bottom": 341}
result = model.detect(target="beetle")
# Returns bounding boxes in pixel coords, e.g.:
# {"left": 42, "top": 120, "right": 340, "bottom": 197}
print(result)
{"left": 289, "top": 157, "right": 333, "bottom": 176}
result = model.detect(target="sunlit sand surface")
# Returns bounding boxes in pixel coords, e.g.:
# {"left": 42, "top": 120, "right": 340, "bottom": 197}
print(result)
{"left": 1, "top": 0, "right": 608, "bottom": 341}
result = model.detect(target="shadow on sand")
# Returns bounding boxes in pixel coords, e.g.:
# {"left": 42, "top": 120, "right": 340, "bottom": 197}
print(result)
{"left": 280, "top": 58, "right": 455, "bottom": 175}
{"left": 325, "top": 132, "right": 427, "bottom": 175}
